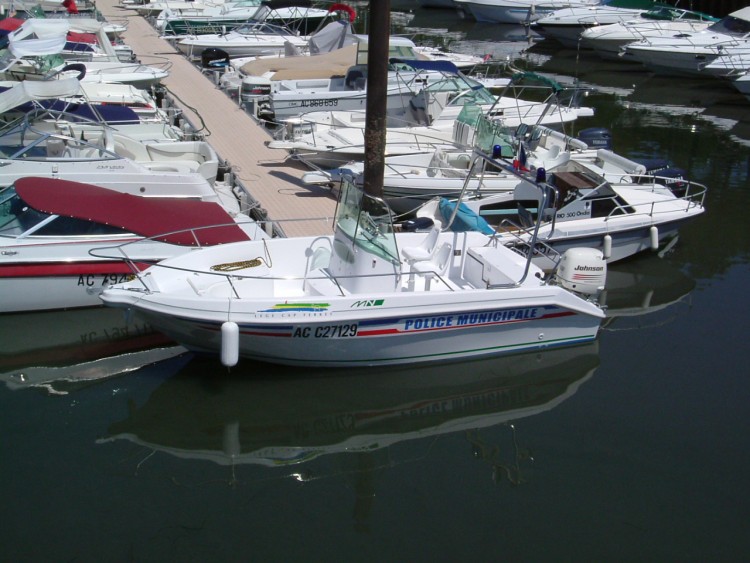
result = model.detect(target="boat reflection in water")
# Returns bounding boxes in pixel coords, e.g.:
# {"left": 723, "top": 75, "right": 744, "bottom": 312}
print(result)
{"left": 0, "top": 307, "right": 188, "bottom": 394}
{"left": 599, "top": 255, "right": 696, "bottom": 330}
{"left": 99, "top": 342, "right": 600, "bottom": 484}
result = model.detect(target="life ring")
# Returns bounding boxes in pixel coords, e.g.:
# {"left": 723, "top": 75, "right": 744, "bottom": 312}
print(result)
{"left": 328, "top": 3, "right": 356, "bottom": 22}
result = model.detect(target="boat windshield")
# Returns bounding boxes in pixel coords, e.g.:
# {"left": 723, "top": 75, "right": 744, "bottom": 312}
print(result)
{"left": 0, "top": 186, "right": 129, "bottom": 238}
{"left": 334, "top": 178, "right": 399, "bottom": 264}
{"left": 0, "top": 115, "right": 121, "bottom": 161}
{"left": 642, "top": 6, "right": 717, "bottom": 22}
{"left": 707, "top": 14, "right": 750, "bottom": 36}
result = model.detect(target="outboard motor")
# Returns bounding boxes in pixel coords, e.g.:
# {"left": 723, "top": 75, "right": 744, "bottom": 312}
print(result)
{"left": 201, "top": 48, "right": 230, "bottom": 69}
{"left": 577, "top": 127, "right": 612, "bottom": 150}
{"left": 634, "top": 159, "right": 689, "bottom": 197}
{"left": 555, "top": 248, "right": 607, "bottom": 298}
{"left": 240, "top": 76, "right": 272, "bottom": 103}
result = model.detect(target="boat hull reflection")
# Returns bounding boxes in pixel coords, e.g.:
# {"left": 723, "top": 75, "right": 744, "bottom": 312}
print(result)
{"left": 101, "top": 343, "right": 600, "bottom": 469}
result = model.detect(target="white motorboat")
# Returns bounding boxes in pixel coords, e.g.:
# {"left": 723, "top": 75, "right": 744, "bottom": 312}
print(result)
{"left": 267, "top": 74, "right": 593, "bottom": 168}
{"left": 453, "top": 0, "right": 599, "bottom": 25}
{"left": 579, "top": 5, "right": 718, "bottom": 60}
{"left": 100, "top": 178, "right": 607, "bottom": 367}
{"left": 0, "top": 18, "right": 171, "bottom": 88}
{"left": 244, "top": 57, "right": 508, "bottom": 122}
{"left": 621, "top": 7, "right": 750, "bottom": 76}
{"left": 174, "top": 1, "right": 334, "bottom": 60}
{"left": 411, "top": 153, "right": 706, "bottom": 268}
{"left": 0, "top": 78, "right": 220, "bottom": 183}
{"left": 0, "top": 114, "right": 221, "bottom": 185}
{"left": 223, "top": 33, "right": 488, "bottom": 107}
{"left": 697, "top": 48, "right": 750, "bottom": 78}
{"left": 0, "top": 79, "right": 172, "bottom": 124}
{"left": 132, "top": 0, "right": 225, "bottom": 18}
{"left": 157, "top": 0, "right": 341, "bottom": 37}
{"left": 176, "top": 21, "right": 308, "bottom": 60}
{"left": 300, "top": 126, "right": 690, "bottom": 214}
{"left": 530, "top": 0, "right": 658, "bottom": 48}
{"left": 0, "top": 177, "right": 269, "bottom": 312}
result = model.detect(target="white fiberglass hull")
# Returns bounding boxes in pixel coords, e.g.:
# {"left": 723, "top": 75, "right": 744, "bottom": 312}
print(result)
{"left": 458, "top": 0, "right": 588, "bottom": 24}
{"left": 581, "top": 20, "right": 715, "bottom": 61}
{"left": 132, "top": 302, "right": 600, "bottom": 367}
{"left": 177, "top": 35, "right": 309, "bottom": 59}
{"left": 101, "top": 231, "right": 604, "bottom": 367}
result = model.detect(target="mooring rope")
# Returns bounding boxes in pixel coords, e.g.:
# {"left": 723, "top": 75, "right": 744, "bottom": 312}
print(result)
{"left": 210, "top": 258, "right": 264, "bottom": 272}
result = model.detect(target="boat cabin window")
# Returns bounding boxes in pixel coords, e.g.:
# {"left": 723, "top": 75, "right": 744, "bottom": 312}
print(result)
{"left": 584, "top": 189, "right": 635, "bottom": 218}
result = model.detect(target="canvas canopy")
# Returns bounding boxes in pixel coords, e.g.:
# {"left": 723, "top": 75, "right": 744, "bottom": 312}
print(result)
{"left": 8, "top": 19, "right": 69, "bottom": 57}
{"left": 241, "top": 42, "right": 358, "bottom": 81}
{"left": 0, "top": 77, "right": 81, "bottom": 114}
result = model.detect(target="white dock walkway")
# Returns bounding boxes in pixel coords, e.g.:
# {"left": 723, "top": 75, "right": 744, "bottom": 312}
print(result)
{"left": 95, "top": 0, "right": 337, "bottom": 237}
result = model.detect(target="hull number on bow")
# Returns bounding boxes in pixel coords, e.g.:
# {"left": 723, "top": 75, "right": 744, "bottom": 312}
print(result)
{"left": 293, "top": 324, "right": 358, "bottom": 338}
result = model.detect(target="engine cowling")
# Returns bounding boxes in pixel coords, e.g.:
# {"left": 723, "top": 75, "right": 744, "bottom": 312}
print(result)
{"left": 555, "top": 248, "right": 607, "bottom": 297}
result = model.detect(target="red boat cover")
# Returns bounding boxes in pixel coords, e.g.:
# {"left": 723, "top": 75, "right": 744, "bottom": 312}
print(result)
{"left": 67, "top": 31, "right": 97, "bottom": 44}
{"left": 0, "top": 18, "right": 25, "bottom": 32}
{"left": 15, "top": 177, "right": 253, "bottom": 246}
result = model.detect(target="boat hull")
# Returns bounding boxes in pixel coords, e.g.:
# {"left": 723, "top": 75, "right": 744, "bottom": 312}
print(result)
{"left": 0, "top": 263, "right": 138, "bottom": 312}
{"left": 114, "top": 293, "right": 601, "bottom": 367}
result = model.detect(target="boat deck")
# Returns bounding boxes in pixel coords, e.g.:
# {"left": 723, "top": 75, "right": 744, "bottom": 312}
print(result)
{"left": 95, "top": 0, "right": 337, "bottom": 237}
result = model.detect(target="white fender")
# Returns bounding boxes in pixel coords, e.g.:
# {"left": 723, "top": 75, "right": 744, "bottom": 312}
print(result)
{"left": 649, "top": 226, "right": 659, "bottom": 250}
{"left": 221, "top": 321, "right": 239, "bottom": 367}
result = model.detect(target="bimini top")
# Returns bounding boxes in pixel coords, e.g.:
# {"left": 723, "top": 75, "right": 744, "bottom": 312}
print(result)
{"left": 15, "top": 177, "right": 252, "bottom": 246}
{"left": 389, "top": 58, "right": 460, "bottom": 75}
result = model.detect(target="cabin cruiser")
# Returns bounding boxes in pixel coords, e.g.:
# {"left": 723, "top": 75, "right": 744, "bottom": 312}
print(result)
{"left": 453, "top": 0, "right": 599, "bottom": 25}
{"left": 157, "top": 0, "right": 342, "bottom": 38}
{"left": 579, "top": 5, "right": 718, "bottom": 60}
{"left": 409, "top": 153, "right": 705, "bottom": 268}
{"left": 531, "top": 0, "right": 674, "bottom": 48}
{"left": 621, "top": 7, "right": 750, "bottom": 76}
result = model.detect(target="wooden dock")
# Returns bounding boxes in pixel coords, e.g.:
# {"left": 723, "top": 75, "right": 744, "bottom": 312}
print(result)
{"left": 95, "top": 0, "right": 338, "bottom": 237}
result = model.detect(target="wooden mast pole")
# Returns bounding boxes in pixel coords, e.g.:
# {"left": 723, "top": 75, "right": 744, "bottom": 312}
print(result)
{"left": 362, "top": 0, "right": 390, "bottom": 199}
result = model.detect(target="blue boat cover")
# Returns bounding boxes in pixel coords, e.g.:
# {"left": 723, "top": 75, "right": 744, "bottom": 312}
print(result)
{"left": 389, "top": 58, "right": 460, "bottom": 75}
{"left": 439, "top": 198, "right": 495, "bottom": 235}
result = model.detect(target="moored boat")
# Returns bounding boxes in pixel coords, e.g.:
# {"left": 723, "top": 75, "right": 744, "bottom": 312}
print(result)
{"left": 0, "top": 177, "right": 268, "bottom": 312}
{"left": 100, "top": 177, "right": 607, "bottom": 367}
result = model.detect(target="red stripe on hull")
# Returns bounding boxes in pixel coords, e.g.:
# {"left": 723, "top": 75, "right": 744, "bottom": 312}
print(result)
{"left": 0, "top": 261, "right": 151, "bottom": 278}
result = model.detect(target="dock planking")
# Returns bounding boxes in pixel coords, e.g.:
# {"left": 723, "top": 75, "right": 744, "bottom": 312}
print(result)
{"left": 95, "top": 0, "right": 338, "bottom": 237}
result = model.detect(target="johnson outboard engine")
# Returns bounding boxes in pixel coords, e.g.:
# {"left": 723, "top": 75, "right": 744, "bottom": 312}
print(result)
{"left": 577, "top": 127, "right": 612, "bottom": 150}
{"left": 201, "top": 48, "right": 230, "bottom": 69}
{"left": 554, "top": 248, "right": 607, "bottom": 298}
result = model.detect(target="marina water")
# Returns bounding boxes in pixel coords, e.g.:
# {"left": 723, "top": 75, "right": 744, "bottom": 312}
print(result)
{"left": 2, "top": 9, "right": 749, "bottom": 561}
